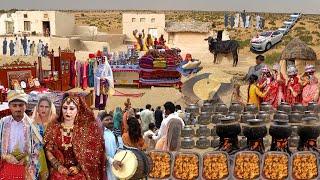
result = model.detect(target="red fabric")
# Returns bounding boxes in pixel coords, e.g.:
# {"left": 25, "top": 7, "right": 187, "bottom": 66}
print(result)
{"left": 50, "top": 170, "right": 86, "bottom": 180}
{"left": 82, "top": 62, "right": 88, "bottom": 89}
{"left": 263, "top": 75, "right": 286, "bottom": 109}
{"left": 286, "top": 76, "right": 302, "bottom": 105}
{"left": 88, "top": 54, "right": 95, "bottom": 58}
{"left": 0, "top": 162, "right": 25, "bottom": 179}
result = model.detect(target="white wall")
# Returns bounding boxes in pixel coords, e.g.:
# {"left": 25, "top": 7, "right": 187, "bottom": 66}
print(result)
{"left": 168, "top": 32, "right": 210, "bottom": 54}
{"left": 54, "top": 12, "right": 75, "bottom": 36}
{"left": 74, "top": 26, "right": 97, "bottom": 36}
{"left": 122, "top": 13, "right": 166, "bottom": 40}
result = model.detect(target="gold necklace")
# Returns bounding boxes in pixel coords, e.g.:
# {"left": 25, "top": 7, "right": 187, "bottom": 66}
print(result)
{"left": 60, "top": 123, "right": 74, "bottom": 150}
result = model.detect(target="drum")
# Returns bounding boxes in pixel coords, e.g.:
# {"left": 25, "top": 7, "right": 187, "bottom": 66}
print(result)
{"left": 112, "top": 148, "right": 152, "bottom": 180}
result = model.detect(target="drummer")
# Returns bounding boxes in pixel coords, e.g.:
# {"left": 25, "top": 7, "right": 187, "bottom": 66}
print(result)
{"left": 101, "top": 112, "right": 124, "bottom": 179}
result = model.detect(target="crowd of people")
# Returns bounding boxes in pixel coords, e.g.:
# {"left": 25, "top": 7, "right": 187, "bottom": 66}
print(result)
{"left": 0, "top": 89, "right": 185, "bottom": 179}
{"left": 2, "top": 36, "right": 49, "bottom": 57}
{"left": 234, "top": 55, "right": 319, "bottom": 109}
{"left": 133, "top": 29, "right": 166, "bottom": 51}
{"left": 224, "top": 10, "right": 265, "bottom": 30}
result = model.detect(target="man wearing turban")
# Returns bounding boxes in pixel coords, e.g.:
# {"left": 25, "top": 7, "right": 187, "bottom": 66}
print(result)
{"left": 0, "top": 90, "right": 43, "bottom": 179}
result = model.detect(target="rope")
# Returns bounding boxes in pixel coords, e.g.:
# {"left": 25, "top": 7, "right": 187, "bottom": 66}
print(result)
{"left": 112, "top": 88, "right": 145, "bottom": 98}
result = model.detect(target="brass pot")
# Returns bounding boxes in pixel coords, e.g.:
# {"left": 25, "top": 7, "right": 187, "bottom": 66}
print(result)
{"left": 198, "top": 112, "right": 211, "bottom": 125}
{"left": 273, "top": 111, "right": 289, "bottom": 120}
{"left": 289, "top": 111, "right": 303, "bottom": 123}
{"left": 181, "top": 125, "right": 195, "bottom": 137}
{"left": 245, "top": 103, "right": 258, "bottom": 114}
{"left": 212, "top": 112, "right": 224, "bottom": 124}
{"left": 260, "top": 102, "right": 273, "bottom": 113}
{"left": 181, "top": 137, "right": 195, "bottom": 149}
{"left": 241, "top": 112, "right": 255, "bottom": 123}
{"left": 196, "top": 125, "right": 210, "bottom": 137}
{"left": 292, "top": 103, "right": 305, "bottom": 113}
{"left": 278, "top": 102, "right": 292, "bottom": 114}
{"left": 229, "top": 102, "right": 243, "bottom": 113}
{"left": 215, "top": 103, "right": 228, "bottom": 115}
{"left": 256, "top": 111, "right": 270, "bottom": 122}
{"left": 196, "top": 136, "right": 210, "bottom": 149}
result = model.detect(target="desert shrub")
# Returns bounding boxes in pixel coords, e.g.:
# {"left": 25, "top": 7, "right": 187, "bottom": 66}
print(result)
{"left": 237, "top": 39, "right": 251, "bottom": 49}
{"left": 294, "top": 26, "right": 306, "bottom": 32}
{"left": 312, "top": 31, "right": 320, "bottom": 38}
{"left": 265, "top": 52, "right": 282, "bottom": 65}
{"left": 81, "top": 13, "right": 85, "bottom": 17}
{"left": 268, "top": 21, "right": 276, "bottom": 26}
{"left": 299, "top": 22, "right": 306, "bottom": 25}
{"left": 299, "top": 35, "right": 313, "bottom": 45}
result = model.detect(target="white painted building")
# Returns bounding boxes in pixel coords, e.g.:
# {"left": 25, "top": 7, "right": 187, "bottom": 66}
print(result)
{"left": 0, "top": 11, "right": 75, "bottom": 36}
{"left": 122, "top": 13, "right": 166, "bottom": 40}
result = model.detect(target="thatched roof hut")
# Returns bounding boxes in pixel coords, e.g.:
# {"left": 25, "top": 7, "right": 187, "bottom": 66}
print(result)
{"left": 279, "top": 38, "right": 318, "bottom": 76}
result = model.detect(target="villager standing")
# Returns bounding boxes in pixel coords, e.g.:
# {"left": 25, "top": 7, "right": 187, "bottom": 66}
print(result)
{"left": 155, "top": 102, "right": 184, "bottom": 151}
{"left": 44, "top": 43, "right": 49, "bottom": 57}
{"left": 30, "top": 41, "right": 35, "bottom": 56}
{"left": 154, "top": 106, "right": 163, "bottom": 129}
{"left": 9, "top": 40, "right": 14, "bottom": 56}
{"left": 247, "top": 74, "right": 269, "bottom": 108}
{"left": 23, "top": 36, "right": 27, "bottom": 56}
{"left": 26, "top": 40, "right": 31, "bottom": 56}
{"left": 37, "top": 40, "right": 43, "bottom": 57}
{"left": 122, "top": 117, "right": 147, "bottom": 150}
{"left": 140, "top": 104, "right": 155, "bottom": 132}
{"left": 100, "top": 112, "right": 124, "bottom": 180}
{"left": 94, "top": 57, "right": 114, "bottom": 110}
{"left": 285, "top": 66, "right": 302, "bottom": 105}
{"left": 245, "top": 55, "right": 266, "bottom": 81}
{"left": 14, "top": 37, "right": 20, "bottom": 56}
{"left": 302, "top": 64, "right": 319, "bottom": 106}
{"left": 133, "top": 29, "right": 145, "bottom": 51}
{"left": 2, "top": 37, "right": 7, "bottom": 55}
{"left": 0, "top": 90, "right": 42, "bottom": 179}
{"left": 145, "top": 34, "right": 154, "bottom": 50}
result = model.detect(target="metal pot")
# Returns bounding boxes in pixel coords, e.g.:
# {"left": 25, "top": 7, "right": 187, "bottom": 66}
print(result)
{"left": 196, "top": 136, "right": 210, "bottom": 149}
{"left": 278, "top": 102, "right": 292, "bottom": 114}
{"left": 308, "top": 102, "right": 320, "bottom": 113}
{"left": 257, "top": 111, "right": 270, "bottom": 122}
{"left": 241, "top": 112, "right": 255, "bottom": 123}
{"left": 212, "top": 112, "right": 224, "bottom": 124}
{"left": 211, "top": 137, "right": 220, "bottom": 148}
{"left": 201, "top": 102, "right": 214, "bottom": 113}
{"left": 198, "top": 112, "right": 211, "bottom": 125}
{"left": 245, "top": 103, "right": 258, "bottom": 114}
{"left": 215, "top": 103, "right": 228, "bottom": 115}
{"left": 181, "top": 137, "right": 195, "bottom": 149}
{"left": 229, "top": 102, "right": 243, "bottom": 113}
{"left": 289, "top": 111, "right": 303, "bottom": 123}
{"left": 260, "top": 102, "right": 273, "bottom": 113}
{"left": 273, "top": 111, "right": 289, "bottom": 120}
{"left": 181, "top": 125, "right": 195, "bottom": 137}
{"left": 239, "top": 136, "right": 247, "bottom": 148}
{"left": 303, "top": 111, "right": 319, "bottom": 119}
{"left": 292, "top": 103, "right": 305, "bottom": 113}
{"left": 185, "top": 104, "right": 199, "bottom": 115}
{"left": 196, "top": 125, "right": 210, "bottom": 137}
{"left": 228, "top": 112, "right": 240, "bottom": 122}
{"left": 289, "top": 136, "right": 299, "bottom": 148}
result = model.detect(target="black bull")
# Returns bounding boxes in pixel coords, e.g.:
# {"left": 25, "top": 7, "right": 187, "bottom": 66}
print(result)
{"left": 205, "top": 37, "right": 240, "bottom": 67}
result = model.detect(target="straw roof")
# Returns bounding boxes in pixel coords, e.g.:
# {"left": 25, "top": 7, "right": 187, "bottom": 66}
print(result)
{"left": 165, "top": 21, "right": 211, "bottom": 33}
{"left": 281, "top": 38, "right": 317, "bottom": 61}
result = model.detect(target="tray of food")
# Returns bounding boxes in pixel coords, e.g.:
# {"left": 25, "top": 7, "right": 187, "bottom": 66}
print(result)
{"left": 262, "top": 151, "right": 290, "bottom": 180}
{"left": 291, "top": 151, "right": 318, "bottom": 180}
{"left": 147, "top": 151, "right": 172, "bottom": 179}
{"left": 173, "top": 151, "right": 200, "bottom": 180}
{"left": 202, "top": 151, "right": 230, "bottom": 180}
{"left": 232, "top": 151, "right": 261, "bottom": 180}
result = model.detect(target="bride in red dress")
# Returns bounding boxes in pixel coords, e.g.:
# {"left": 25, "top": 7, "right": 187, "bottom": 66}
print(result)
{"left": 44, "top": 93, "right": 106, "bottom": 180}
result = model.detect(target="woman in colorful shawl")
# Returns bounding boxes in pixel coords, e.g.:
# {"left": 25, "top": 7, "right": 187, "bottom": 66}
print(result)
{"left": 285, "top": 66, "right": 302, "bottom": 105}
{"left": 302, "top": 65, "right": 319, "bottom": 106}
{"left": 44, "top": 93, "right": 106, "bottom": 180}
{"left": 155, "top": 118, "right": 183, "bottom": 151}
{"left": 247, "top": 74, "right": 269, "bottom": 108}
{"left": 263, "top": 64, "right": 286, "bottom": 109}
{"left": 122, "top": 117, "right": 147, "bottom": 151}
{"left": 31, "top": 96, "right": 57, "bottom": 179}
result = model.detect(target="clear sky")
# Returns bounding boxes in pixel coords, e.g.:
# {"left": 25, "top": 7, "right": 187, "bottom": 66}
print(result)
{"left": 1, "top": 0, "right": 319, "bottom": 14}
